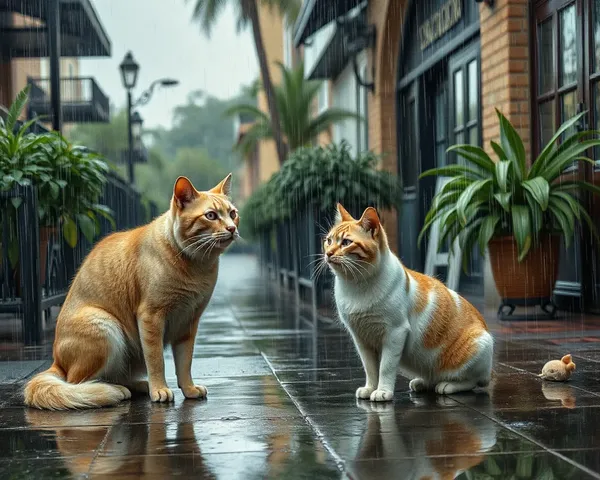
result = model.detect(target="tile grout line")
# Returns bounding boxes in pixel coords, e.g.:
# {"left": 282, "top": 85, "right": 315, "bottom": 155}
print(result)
{"left": 229, "top": 302, "right": 349, "bottom": 477}
{"left": 450, "top": 394, "right": 600, "bottom": 480}
{"left": 261, "top": 351, "right": 349, "bottom": 478}
{"left": 85, "top": 423, "right": 114, "bottom": 478}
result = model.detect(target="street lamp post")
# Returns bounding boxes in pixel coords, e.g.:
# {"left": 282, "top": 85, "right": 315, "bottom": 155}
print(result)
{"left": 131, "top": 111, "right": 144, "bottom": 155}
{"left": 119, "top": 51, "right": 179, "bottom": 185}
{"left": 119, "top": 51, "right": 140, "bottom": 185}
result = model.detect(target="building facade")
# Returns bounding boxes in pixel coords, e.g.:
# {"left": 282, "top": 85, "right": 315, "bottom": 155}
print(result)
{"left": 0, "top": 1, "right": 111, "bottom": 130}
{"left": 293, "top": 0, "right": 600, "bottom": 313}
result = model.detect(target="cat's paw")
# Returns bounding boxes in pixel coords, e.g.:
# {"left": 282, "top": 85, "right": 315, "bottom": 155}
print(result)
{"left": 181, "top": 384, "right": 208, "bottom": 399}
{"left": 409, "top": 378, "right": 430, "bottom": 393}
{"left": 435, "top": 381, "right": 476, "bottom": 395}
{"left": 150, "top": 387, "right": 174, "bottom": 403}
{"left": 370, "top": 389, "right": 394, "bottom": 402}
{"left": 356, "top": 386, "right": 376, "bottom": 399}
{"left": 115, "top": 385, "right": 132, "bottom": 400}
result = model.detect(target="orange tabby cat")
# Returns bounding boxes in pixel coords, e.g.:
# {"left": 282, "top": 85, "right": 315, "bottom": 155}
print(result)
{"left": 326, "top": 204, "right": 493, "bottom": 401}
{"left": 24, "top": 175, "right": 239, "bottom": 410}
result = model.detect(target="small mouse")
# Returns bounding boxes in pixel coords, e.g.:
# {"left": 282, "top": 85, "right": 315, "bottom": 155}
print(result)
{"left": 538, "top": 354, "right": 576, "bottom": 382}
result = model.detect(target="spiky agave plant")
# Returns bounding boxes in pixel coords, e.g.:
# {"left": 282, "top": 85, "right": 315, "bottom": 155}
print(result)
{"left": 418, "top": 109, "right": 600, "bottom": 270}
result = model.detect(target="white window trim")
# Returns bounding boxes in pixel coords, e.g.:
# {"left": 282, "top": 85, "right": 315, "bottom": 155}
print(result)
{"left": 283, "top": 14, "right": 293, "bottom": 68}
{"left": 318, "top": 82, "right": 329, "bottom": 114}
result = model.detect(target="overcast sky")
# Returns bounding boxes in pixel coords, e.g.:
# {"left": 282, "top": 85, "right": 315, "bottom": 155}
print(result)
{"left": 79, "top": 0, "right": 259, "bottom": 130}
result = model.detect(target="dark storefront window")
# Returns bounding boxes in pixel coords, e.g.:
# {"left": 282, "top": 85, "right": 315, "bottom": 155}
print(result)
{"left": 396, "top": 0, "right": 482, "bottom": 298}
{"left": 532, "top": 0, "right": 600, "bottom": 312}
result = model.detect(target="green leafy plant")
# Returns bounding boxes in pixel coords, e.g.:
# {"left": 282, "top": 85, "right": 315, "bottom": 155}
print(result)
{"left": 242, "top": 141, "right": 402, "bottom": 237}
{"left": 226, "top": 61, "right": 361, "bottom": 156}
{"left": 418, "top": 109, "right": 600, "bottom": 268}
{"left": 0, "top": 86, "right": 115, "bottom": 260}
{"left": 38, "top": 133, "right": 115, "bottom": 247}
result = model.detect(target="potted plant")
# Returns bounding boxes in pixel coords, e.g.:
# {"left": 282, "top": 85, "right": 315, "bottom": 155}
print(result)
{"left": 242, "top": 141, "right": 403, "bottom": 238}
{"left": 0, "top": 86, "right": 114, "bottom": 287}
{"left": 0, "top": 86, "right": 54, "bottom": 280}
{"left": 418, "top": 109, "right": 600, "bottom": 304}
{"left": 242, "top": 141, "right": 402, "bottom": 302}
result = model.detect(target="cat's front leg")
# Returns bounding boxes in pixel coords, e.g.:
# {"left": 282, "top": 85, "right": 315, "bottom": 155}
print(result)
{"left": 173, "top": 315, "right": 207, "bottom": 399}
{"left": 352, "top": 335, "right": 379, "bottom": 400}
{"left": 371, "top": 327, "right": 408, "bottom": 402}
{"left": 352, "top": 334, "right": 379, "bottom": 399}
{"left": 139, "top": 308, "right": 173, "bottom": 403}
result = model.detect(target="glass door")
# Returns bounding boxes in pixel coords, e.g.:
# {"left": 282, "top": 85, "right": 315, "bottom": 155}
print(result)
{"left": 448, "top": 41, "right": 483, "bottom": 298}
{"left": 398, "top": 82, "right": 421, "bottom": 270}
{"left": 584, "top": 0, "right": 600, "bottom": 311}
{"left": 532, "top": 0, "right": 586, "bottom": 309}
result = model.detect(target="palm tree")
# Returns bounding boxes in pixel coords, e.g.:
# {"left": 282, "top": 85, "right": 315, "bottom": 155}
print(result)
{"left": 226, "top": 61, "right": 361, "bottom": 154}
{"left": 186, "top": 0, "right": 300, "bottom": 165}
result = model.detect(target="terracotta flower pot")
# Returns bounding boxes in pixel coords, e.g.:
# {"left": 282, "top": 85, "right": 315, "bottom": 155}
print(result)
{"left": 488, "top": 234, "right": 560, "bottom": 300}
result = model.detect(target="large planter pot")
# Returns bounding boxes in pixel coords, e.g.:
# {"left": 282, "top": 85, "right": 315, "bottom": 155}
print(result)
{"left": 488, "top": 234, "right": 560, "bottom": 300}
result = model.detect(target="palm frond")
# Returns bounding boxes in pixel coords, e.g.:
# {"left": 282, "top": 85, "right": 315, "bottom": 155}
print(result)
{"left": 186, "top": 0, "right": 229, "bottom": 37}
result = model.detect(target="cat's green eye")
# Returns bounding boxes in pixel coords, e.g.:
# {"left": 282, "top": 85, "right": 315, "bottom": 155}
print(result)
{"left": 205, "top": 211, "right": 218, "bottom": 221}
{"left": 230, "top": 210, "right": 237, "bottom": 220}
{"left": 341, "top": 239, "right": 353, "bottom": 247}
{"left": 326, "top": 237, "right": 332, "bottom": 245}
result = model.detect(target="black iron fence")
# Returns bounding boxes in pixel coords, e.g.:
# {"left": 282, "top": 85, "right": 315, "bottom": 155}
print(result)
{"left": 257, "top": 208, "right": 334, "bottom": 322}
{"left": 0, "top": 171, "right": 157, "bottom": 346}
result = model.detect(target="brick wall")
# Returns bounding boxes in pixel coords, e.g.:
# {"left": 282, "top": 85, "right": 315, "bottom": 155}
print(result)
{"left": 367, "top": 0, "right": 406, "bottom": 253}
{"left": 479, "top": 0, "right": 531, "bottom": 306}
{"left": 479, "top": 0, "right": 531, "bottom": 162}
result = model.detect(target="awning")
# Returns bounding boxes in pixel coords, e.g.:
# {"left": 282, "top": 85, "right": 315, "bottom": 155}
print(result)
{"left": 0, "top": 0, "right": 111, "bottom": 57}
{"left": 306, "top": 10, "right": 365, "bottom": 80}
{"left": 293, "top": 0, "right": 365, "bottom": 47}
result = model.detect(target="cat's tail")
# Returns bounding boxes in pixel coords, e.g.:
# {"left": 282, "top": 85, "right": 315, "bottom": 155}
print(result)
{"left": 23, "top": 364, "right": 130, "bottom": 410}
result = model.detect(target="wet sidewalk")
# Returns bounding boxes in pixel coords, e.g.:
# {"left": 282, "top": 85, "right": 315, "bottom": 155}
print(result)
{"left": 2, "top": 255, "right": 600, "bottom": 478}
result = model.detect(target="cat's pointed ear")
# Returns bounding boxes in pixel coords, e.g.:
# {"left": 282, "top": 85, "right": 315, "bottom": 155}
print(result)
{"left": 173, "top": 176, "right": 198, "bottom": 209}
{"left": 359, "top": 207, "right": 381, "bottom": 236}
{"left": 561, "top": 354, "right": 573, "bottom": 365}
{"left": 210, "top": 173, "right": 232, "bottom": 196}
{"left": 335, "top": 203, "right": 354, "bottom": 223}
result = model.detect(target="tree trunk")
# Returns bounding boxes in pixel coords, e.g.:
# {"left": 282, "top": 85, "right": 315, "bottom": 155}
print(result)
{"left": 243, "top": 0, "right": 288, "bottom": 165}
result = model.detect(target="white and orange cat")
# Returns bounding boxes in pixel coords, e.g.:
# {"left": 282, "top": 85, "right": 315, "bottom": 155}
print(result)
{"left": 325, "top": 204, "right": 493, "bottom": 401}
{"left": 24, "top": 175, "right": 239, "bottom": 410}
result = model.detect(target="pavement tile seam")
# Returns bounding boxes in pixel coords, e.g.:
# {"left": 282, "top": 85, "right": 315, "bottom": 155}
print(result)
{"left": 86, "top": 419, "right": 116, "bottom": 477}
{"left": 260, "top": 351, "right": 348, "bottom": 476}
{"left": 450, "top": 394, "right": 600, "bottom": 479}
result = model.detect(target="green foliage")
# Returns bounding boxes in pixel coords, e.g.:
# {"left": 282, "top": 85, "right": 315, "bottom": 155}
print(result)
{"left": 148, "top": 90, "right": 253, "bottom": 171}
{"left": 241, "top": 142, "right": 402, "bottom": 237}
{"left": 37, "top": 133, "right": 114, "bottom": 247}
{"left": 0, "top": 86, "right": 114, "bottom": 259}
{"left": 419, "top": 109, "right": 600, "bottom": 268}
{"left": 226, "top": 61, "right": 361, "bottom": 154}
{"left": 187, "top": 0, "right": 301, "bottom": 37}
{"left": 135, "top": 146, "right": 229, "bottom": 211}
{"left": 68, "top": 108, "right": 128, "bottom": 161}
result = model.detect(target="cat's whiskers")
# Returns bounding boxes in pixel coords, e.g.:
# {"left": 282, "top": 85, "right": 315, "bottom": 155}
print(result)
{"left": 177, "top": 234, "right": 214, "bottom": 258}
{"left": 310, "top": 254, "right": 329, "bottom": 282}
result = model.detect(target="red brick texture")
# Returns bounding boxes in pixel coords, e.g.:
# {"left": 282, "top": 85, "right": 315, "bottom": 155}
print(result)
{"left": 367, "top": 0, "right": 406, "bottom": 253}
{"left": 479, "top": 0, "right": 532, "bottom": 162}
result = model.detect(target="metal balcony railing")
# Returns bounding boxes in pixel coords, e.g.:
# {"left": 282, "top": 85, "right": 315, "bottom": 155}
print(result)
{"left": 27, "top": 76, "right": 110, "bottom": 123}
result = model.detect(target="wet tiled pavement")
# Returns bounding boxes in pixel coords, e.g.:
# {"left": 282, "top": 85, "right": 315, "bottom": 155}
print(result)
{"left": 3, "top": 254, "right": 600, "bottom": 478}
